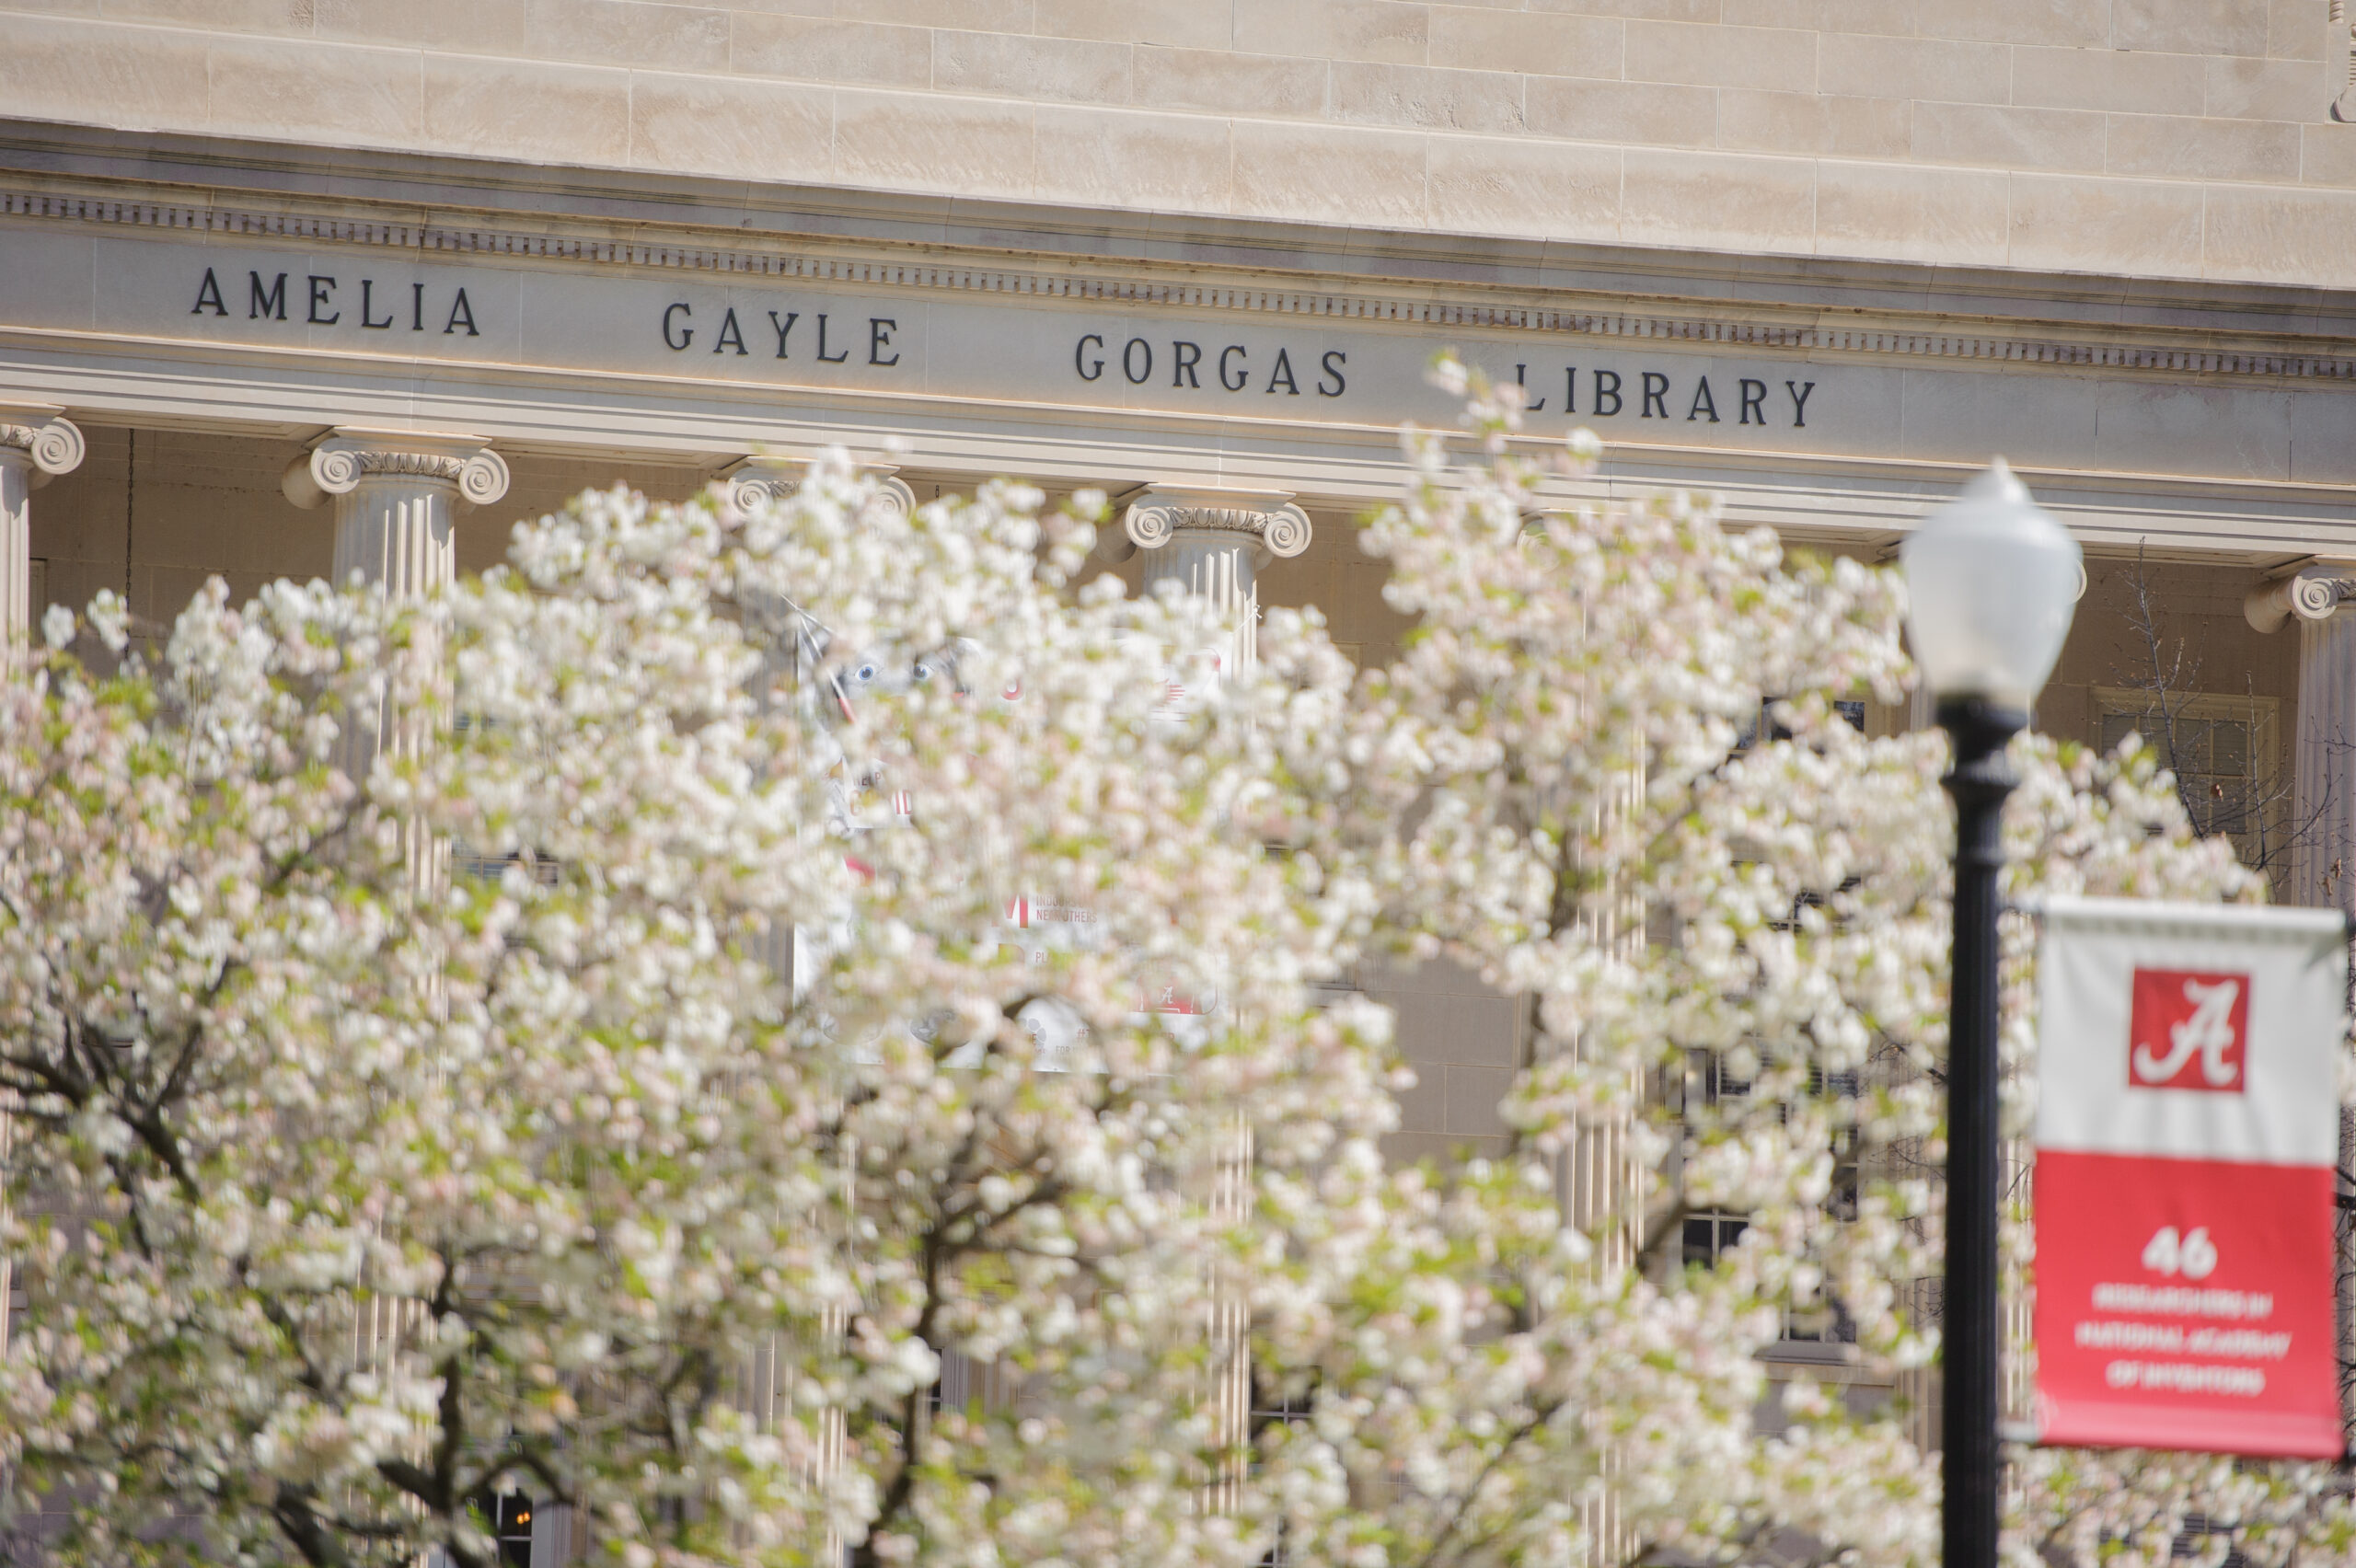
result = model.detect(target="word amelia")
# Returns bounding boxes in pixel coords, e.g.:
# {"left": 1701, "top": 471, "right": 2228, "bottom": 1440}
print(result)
{"left": 191, "top": 269, "right": 481, "bottom": 336}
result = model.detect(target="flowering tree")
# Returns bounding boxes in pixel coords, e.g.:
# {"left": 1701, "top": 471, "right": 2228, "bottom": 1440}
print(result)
{"left": 1, "top": 375, "right": 2350, "bottom": 1568}
{"left": 1241, "top": 372, "right": 2355, "bottom": 1568}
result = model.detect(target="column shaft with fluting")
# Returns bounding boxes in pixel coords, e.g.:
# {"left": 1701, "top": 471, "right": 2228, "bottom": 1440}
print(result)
{"left": 0, "top": 405, "right": 81, "bottom": 1355}
{"left": 1108, "top": 486, "right": 1311, "bottom": 1509}
{"left": 283, "top": 434, "right": 510, "bottom": 1424}
{"left": 1114, "top": 488, "right": 1311, "bottom": 678}
{"left": 2243, "top": 564, "right": 2356, "bottom": 911}
{"left": 0, "top": 407, "right": 86, "bottom": 644}
{"left": 2295, "top": 608, "right": 2356, "bottom": 911}
{"left": 283, "top": 431, "right": 508, "bottom": 790}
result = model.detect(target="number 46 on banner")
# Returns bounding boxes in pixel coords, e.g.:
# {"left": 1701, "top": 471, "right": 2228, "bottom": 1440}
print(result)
{"left": 2033, "top": 898, "right": 2348, "bottom": 1459}
{"left": 2138, "top": 1226, "right": 2217, "bottom": 1281}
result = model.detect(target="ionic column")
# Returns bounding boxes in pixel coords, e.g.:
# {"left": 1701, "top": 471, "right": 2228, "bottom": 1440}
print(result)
{"left": 0, "top": 1110, "right": 11, "bottom": 1353}
{"left": 0, "top": 406, "right": 87, "bottom": 643}
{"left": 1098, "top": 487, "right": 1310, "bottom": 1514}
{"left": 2246, "top": 563, "right": 2356, "bottom": 909}
{"left": 283, "top": 431, "right": 508, "bottom": 878}
{"left": 718, "top": 449, "right": 918, "bottom": 1568}
{"left": 1101, "top": 487, "right": 1312, "bottom": 673}
{"left": 280, "top": 429, "right": 508, "bottom": 746}
{"left": 2334, "top": 1, "right": 2356, "bottom": 122}
{"left": 283, "top": 429, "right": 510, "bottom": 599}
{"left": 0, "top": 407, "right": 79, "bottom": 1355}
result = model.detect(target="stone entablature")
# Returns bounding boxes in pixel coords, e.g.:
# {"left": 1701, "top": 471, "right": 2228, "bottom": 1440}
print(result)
{"left": 10, "top": 183, "right": 2356, "bottom": 388}
{"left": 4, "top": 133, "right": 2356, "bottom": 564}
{"left": 8, "top": 188, "right": 2356, "bottom": 480}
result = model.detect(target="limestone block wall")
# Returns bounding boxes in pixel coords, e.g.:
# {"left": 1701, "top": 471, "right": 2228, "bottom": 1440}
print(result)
{"left": 30, "top": 426, "right": 328, "bottom": 636}
{"left": 6, "top": 1, "right": 2356, "bottom": 285}
{"left": 2045, "top": 554, "right": 2303, "bottom": 754}
{"left": 2044, "top": 554, "right": 2303, "bottom": 888}
{"left": 1361, "top": 956, "right": 1527, "bottom": 1163}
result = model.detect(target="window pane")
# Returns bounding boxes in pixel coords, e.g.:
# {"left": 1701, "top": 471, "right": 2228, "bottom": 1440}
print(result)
{"left": 2214, "top": 721, "right": 2248, "bottom": 778}
{"left": 2181, "top": 719, "right": 2214, "bottom": 775}
{"left": 496, "top": 1496, "right": 534, "bottom": 1568}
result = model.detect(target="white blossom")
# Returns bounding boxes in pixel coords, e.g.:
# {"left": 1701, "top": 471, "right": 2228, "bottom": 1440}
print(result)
{"left": 0, "top": 384, "right": 2342, "bottom": 1568}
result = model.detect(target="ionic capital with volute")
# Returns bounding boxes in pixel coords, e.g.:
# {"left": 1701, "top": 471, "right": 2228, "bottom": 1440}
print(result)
{"left": 282, "top": 430, "right": 509, "bottom": 602}
{"left": 0, "top": 405, "right": 87, "bottom": 487}
{"left": 1103, "top": 486, "right": 1313, "bottom": 567}
{"left": 0, "top": 404, "right": 85, "bottom": 642}
{"left": 719, "top": 455, "right": 917, "bottom": 524}
{"left": 281, "top": 430, "right": 510, "bottom": 513}
{"left": 2245, "top": 559, "right": 2356, "bottom": 633}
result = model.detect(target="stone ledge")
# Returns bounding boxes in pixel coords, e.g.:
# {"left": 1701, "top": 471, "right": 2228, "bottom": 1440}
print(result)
{"left": 5, "top": 117, "right": 2356, "bottom": 340}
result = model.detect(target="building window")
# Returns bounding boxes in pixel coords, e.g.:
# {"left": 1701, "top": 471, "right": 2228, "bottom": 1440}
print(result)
{"left": 493, "top": 1493, "right": 534, "bottom": 1568}
{"left": 2092, "top": 686, "right": 2281, "bottom": 863}
{"left": 1682, "top": 1212, "right": 1750, "bottom": 1270}
{"left": 1250, "top": 1373, "right": 1316, "bottom": 1444}
{"left": 1680, "top": 1055, "right": 1859, "bottom": 1343}
{"left": 1682, "top": 1047, "right": 1750, "bottom": 1110}
{"left": 1250, "top": 1371, "right": 1317, "bottom": 1566}
{"left": 1734, "top": 698, "right": 1867, "bottom": 753}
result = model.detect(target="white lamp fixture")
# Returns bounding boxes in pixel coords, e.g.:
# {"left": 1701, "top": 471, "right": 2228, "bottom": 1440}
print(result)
{"left": 1900, "top": 458, "right": 2083, "bottom": 713}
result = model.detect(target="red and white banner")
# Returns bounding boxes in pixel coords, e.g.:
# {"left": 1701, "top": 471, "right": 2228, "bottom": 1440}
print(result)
{"left": 2033, "top": 897, "right": 2348, "bottom": 1458}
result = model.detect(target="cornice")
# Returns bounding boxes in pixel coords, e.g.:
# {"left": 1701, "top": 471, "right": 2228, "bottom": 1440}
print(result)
{"left": 11, "top": 118, "right": 2356, "bottom": 326}
{"left": 12, "top": 179, "right": 2356, "bottom": 389}
{"left": 9, "top": 319, "right": 2352, "bottom": 516}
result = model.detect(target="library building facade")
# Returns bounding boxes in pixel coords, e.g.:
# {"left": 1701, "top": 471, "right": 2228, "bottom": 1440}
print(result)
{"left": 6, "top": 0, "right": 2356, "bottom": 1478}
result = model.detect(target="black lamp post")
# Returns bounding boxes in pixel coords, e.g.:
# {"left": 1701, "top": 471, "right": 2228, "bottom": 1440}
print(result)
{"left": 1900, "top": 459, "right": 2081, "bottom": 1568}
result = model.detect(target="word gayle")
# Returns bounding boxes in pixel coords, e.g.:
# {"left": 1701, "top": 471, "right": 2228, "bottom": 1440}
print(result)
{"left": 660, "top": 302, "right": 902, "bottom": 366}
